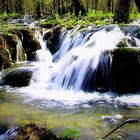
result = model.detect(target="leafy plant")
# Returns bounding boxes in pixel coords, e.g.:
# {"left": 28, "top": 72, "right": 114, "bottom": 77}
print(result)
{"left": 62, "top": 128, "right": 81, "bottom": 140}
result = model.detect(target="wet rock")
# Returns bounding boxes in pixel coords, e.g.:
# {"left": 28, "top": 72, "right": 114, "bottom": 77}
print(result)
{"left": 16, "top": 124, "right": 60, "bottom": 140}
{"left": 0, "top": 36, "right": 12, "bottom": 70}
{"left": 112, "top": 48, "right": 140, "bottom": 93}
{"left": 1, "top": 124, "right": 60, "bottom": 140}
{"left": 101, "top": 114, "right": 123, "bottom": 124}
{"left": 117, "top": 38, "right": 128, "bottom": 48}
{"left": 20, "top": 29, "right": 41, "bottom": 61}
{"left": 8, "top": 28, "right": 23, "bottom": 41}
{"left": 1, "top": 67, "right": 35, "bottom": 87}
{"left": 3, "top": 33, "right": 26, "bottom": 62}
{"left": 43, "top": 26, "right": 61, "bottom": 54}
{"left": 122, "top": 25, "right": 140, "bottom": 39}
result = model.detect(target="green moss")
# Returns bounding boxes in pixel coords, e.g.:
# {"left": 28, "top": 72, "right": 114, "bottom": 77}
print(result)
{"left": 117, "top": 39, "right": 128, "bottom": 48}
{"left": 62, "top": 128, "right": 81, "bottom": 139}
{"left": 112, "top": 47, "right": 140, "bottom": 93}
{"left": 0, "top": 93, "right": 4, "bottom": 100}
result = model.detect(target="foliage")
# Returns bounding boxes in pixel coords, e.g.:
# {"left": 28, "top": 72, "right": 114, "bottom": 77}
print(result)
{"left": 130, "top": 12, "right": 140, "bottom": 22}
{"left": 45, "top": 124, "right": 54, "bottom": 134}
{"left": 38, "top": 10, "right": 114, "bottom": 28}
{"left": 62, "top": 128, "right": 81, "bottom": 139}
{"left": 0, "top": 93, "right": 4, "bottom": 100}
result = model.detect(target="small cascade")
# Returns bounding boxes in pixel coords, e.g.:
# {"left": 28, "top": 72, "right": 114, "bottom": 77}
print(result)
{"left": 54, "top": 25, "right": 93, "bottom": 61}
{"left": 35, "top": 30, "right": 52, "bottom": 63}
{"left": 51, "top": 25, "right": 124, "bottom": 91}
{"left": 16, "top": 39, "right": 26, "bottom": 63}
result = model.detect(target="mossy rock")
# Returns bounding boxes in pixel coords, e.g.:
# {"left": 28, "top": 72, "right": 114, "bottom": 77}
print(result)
{"left": 0, "top": 37, "right": 12, "bottom": 70}
{"left": 1, "top": 67, "right": 35, "bottom": 87}
{"left": 3, "top": 34, "right": 26, "bottom": 62}
{"left": 25, "top": 39, "right": 41, "bottom": 61}
{"left": 19, "top": 29, "right": 35, "bottom": 40}
{"left": 111, "top": 47, "right": 140, "bottom": 93}
{"left": 8, "top": 28, "right": 23, "bottom": 41}
{"left": 0, "top": 36, "right": 5, "bottom": 46}
{"left": 117, "top": 39, "right": 128, "bottom": 48}
{"left": 43, "top": 26, "right": 61, "bottom": 54}
{"left": 16, "top": 124, "right": 60, "bottom": 140}
{"left": 19, "top": 29, "right": 41, "bottom": 61}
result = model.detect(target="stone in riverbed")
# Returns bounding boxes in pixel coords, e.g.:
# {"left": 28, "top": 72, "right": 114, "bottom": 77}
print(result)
{"left": 1, "top": 67, "right": 35, "bottom": 87}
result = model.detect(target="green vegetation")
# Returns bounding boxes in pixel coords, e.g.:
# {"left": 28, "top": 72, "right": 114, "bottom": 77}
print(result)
{"left": 37, "top": 11, "right": 140, "bottom": 28}
{"left": 62, "top": 128, "right": 81, "bottom": 139}
{"left": 130, "top": 12, "right": 140, "bottom": 22}
{"left": 0, "top": 93, "right": 4, "bottom": 100}
{"left": 45, "top": 124, "right": 54, "bottom": 134}
{"left": 37, "top": 11, "right": 112, "bottom": 28}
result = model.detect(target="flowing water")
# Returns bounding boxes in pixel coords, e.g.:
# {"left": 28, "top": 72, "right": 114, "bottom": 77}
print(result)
{"left": 0, "top": 24, "right": 140, "bottom": 139}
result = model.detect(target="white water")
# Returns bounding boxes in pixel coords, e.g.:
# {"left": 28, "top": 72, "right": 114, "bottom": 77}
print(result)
{"left": 52, "top": 26, "right": 124, "bottom": 90}
{"left": 4, "top": 24, "right": 140, "bottom": 108}
{"left": 16, "top": 39, "right": 26, "bottom": 63}
{"left": 35, "top": 30, "right": 52, "bottom": 62}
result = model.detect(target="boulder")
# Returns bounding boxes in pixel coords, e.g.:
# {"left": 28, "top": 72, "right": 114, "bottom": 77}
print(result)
{"left": 111, "top": 48, "right": 140, "bottom": 93}
{"left": 20, "top": 29, "right": 41, "bottom": 61}
{"left": 43, "top": 26, "right": 61, "bottom": 54}
{"left": 1, "top": 67, "right": 35, "bottom": 87}
{"left": 0, "top": 36, "right": 12, "bottom": 70}
{"left": 3, "top": 34, "right": 26, "bottom": 62}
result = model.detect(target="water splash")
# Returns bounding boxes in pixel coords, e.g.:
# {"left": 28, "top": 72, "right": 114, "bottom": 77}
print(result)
{"left": 35, "top": 30, "right": 52, "bottom": 63}
{"left": 16, "top": 39, "right": 26, "bottom": 63}
{"left": 52, "top": 25, "right": 124, "bottom": 90}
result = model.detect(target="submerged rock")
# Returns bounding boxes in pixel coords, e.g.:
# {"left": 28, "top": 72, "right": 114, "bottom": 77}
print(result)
{"left": 102, "top": 114, "right": 123, "bottom": 123}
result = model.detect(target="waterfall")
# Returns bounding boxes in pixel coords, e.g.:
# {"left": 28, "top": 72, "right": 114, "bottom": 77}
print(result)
{"left": 16, "top": 39, "right": 26, "bottom": 63}
{"left": 35, "top": 30, "right": 52, "bottom": 63}
{"left": 52, "top": 25, "right": 124, "bottom": 91}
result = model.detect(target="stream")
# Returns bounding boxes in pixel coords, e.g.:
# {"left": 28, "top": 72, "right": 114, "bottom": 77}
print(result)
{"left": 0, "top": 17, "right": 140, "bottom": 139}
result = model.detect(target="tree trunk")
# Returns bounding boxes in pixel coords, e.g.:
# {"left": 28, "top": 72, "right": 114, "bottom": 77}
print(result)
{"left": 36, "top": 1, "right": 41, "bottom": 18}
{"left": 85, "top": 0, "right": 89, "bottom": 12}
{"left": 95, "top": 0, "right": 98, "bottom": 13}
{"left": 58, "top": 0, "right": 61, "bottom": 14}
{"left": 91, "top": 0, "right": 94, "bottom": 10}
{"left": 112, "top": 0, "right": 114, "bottom": 13}
{"left": 73, "top": 0, "right": 86, "bottom": 16}
{"left": 61, "top": 0, "right": 65, "bottom": 15}
{"left": 107, "top": 0, "right": 112, "bottom": 11}
{"left": 134, "top": 0, "right": 140, "bottom": 12}
{"left": 113, "top": 0, "right": 131, "bottom": 23}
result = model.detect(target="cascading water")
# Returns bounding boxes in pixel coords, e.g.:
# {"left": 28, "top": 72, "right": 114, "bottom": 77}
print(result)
{"left": 16, "top": 39, "right": 26, "bottom": 63}
{"left": 52, "top": 25, "right": 124, "bottom": 91}
{"left": 35, "top": 30, "right": 52, "bottom": 63}
{"left": 1, "top": 24, "right": 140, "bottom": 140}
